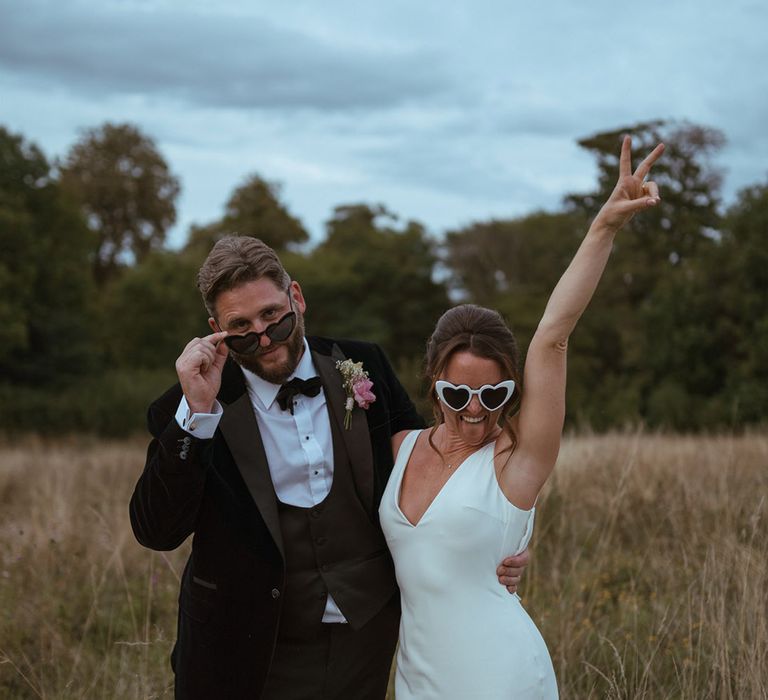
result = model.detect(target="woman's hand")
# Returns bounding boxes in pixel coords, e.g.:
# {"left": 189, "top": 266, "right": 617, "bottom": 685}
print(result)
{"left": 592, "top": 136, "right": 665, "bottom": 233}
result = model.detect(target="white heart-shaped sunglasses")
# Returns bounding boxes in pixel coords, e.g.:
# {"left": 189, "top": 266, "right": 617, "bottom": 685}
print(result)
{"left": 435, "top": 380, "right": 516, "bottom": 412}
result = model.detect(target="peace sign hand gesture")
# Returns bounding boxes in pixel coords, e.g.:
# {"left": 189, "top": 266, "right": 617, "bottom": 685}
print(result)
{"left": 593, "top": 136, "right": 665, "bottom": 233}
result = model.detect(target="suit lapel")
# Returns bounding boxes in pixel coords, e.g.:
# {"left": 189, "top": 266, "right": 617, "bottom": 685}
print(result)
{"left": 219, "top": 390, "right": 284, "bottom": 557}
{"left": 312, "top": 344, "right": 375, "bottom": 514}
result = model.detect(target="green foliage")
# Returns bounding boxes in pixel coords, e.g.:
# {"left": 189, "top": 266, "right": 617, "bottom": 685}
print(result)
{"left": 184, "top": 174, "right": 308, "bottom": 256}
{"left": 60, "top": 123, "right": 180, "bottom": 285}
{"left": 2, "top": 117, "right": 767, "bottom": 434}
{"left": 0, "top": 368, "right": 176, "bottom": 436}
{"left": 222, "top": 174, "right": 308, "bottom": 250}
{"left": 0, "top": 126, "right": 96, "bottom": 387}
{"left": 290, "top": 204, "right": 450, "bottom": 366}
{"left": 564, "top": 122, "right": 728, "bottom": 429}
{"left": 445, "top": 210, "right": 586, "bottom": 347}
{"left": 99, "top": 250, "right": 209, "bottom": 371}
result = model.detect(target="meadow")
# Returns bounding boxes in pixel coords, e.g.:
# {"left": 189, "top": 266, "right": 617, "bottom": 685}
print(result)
{"left": 1, "top": 431, "right": 766, "bottom": 699}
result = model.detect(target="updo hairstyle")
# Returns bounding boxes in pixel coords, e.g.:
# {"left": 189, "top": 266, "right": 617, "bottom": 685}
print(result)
{"left": 425, "top": 304, "right": 522, "bottom": 455}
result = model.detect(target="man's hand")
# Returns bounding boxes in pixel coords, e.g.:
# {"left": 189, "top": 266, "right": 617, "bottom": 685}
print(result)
{"left": 496, "top": 547, "right": 530, "bottom": 594}
{"left": 175, "top": 332, "right": 229, "bottom": 414}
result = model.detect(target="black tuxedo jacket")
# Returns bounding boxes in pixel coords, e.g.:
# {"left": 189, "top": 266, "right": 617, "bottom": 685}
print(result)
{"left": 129, "top": 337, "right": 425, "bottom": 699}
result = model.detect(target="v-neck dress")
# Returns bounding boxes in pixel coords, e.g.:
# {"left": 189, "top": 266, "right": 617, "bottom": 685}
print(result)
{"left": 379, "top": 430, "right": 558, "bottom": 699}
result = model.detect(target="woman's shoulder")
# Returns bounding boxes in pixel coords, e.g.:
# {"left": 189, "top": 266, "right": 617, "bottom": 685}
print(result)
{"left": 392, "top": 428, "right": 422, "bottom": 461}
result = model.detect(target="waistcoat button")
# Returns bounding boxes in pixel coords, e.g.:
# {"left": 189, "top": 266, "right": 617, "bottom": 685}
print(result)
{"left": 271, "top": 588, "right": 280, "bottom": 599}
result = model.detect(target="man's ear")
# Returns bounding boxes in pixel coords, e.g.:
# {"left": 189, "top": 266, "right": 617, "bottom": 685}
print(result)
{"left": 208, "top": 317, "right": 218, "bottom": 332}
{"left": 290, "top": 280, "right": 307, "bottom": 315}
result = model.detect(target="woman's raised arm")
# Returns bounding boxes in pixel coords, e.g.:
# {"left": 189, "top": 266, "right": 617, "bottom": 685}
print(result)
{"left": 501, "top": 136, "right": 664, "bottom": 504}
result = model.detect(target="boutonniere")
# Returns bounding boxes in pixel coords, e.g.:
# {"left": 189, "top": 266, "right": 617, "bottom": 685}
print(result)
{"left": 335, "top": 359, "right": 376, "bottom": 429}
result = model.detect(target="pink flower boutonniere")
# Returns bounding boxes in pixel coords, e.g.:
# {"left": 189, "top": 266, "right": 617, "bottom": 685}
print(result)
{"left": 336, "top": 359, "right": 376, "bottom": 429}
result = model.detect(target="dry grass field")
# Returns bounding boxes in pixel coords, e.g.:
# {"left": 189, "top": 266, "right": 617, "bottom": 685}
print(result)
{"left": 1, "top": 431, "right": 766, "bottom": 699}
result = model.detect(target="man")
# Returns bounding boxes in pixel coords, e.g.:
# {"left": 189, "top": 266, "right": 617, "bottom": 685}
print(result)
{"left": 130, "top": 236, "right": 529, "bottom": 699}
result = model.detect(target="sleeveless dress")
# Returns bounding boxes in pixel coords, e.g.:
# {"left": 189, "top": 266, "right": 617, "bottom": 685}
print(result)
{"left": 379, "top": 430, "right": 558, "bottom": 699}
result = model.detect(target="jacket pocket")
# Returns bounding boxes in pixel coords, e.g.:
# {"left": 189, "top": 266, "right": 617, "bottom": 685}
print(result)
{"left": 192, "top": 575, "right": 218, "bottom": 590}
{"left": 180, "top": 578, "right": 217, "bottom": 623}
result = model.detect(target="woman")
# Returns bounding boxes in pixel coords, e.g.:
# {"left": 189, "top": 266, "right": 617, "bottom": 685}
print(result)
{"left": 379, "top": 136, "right": 664, "bottom": 699}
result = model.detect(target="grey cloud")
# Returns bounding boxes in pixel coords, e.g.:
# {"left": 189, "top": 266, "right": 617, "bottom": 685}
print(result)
{"left": 0, "top": 1, "right": 450, "bottom": 110}
{"left": 357, "top": 132, "right": 548, "bottom": 202}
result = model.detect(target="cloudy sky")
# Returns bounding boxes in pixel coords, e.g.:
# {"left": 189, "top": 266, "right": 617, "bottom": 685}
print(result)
{"left": 1, "top": 0, "right": 766, "bottom": 247}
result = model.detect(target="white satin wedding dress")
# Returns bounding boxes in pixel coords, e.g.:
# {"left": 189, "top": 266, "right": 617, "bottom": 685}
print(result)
{"left": 379, "top": 430, "right": 558, "bottom": 699}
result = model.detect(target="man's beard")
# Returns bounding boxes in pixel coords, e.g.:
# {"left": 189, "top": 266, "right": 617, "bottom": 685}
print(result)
{"left": 229, "top": 312, "right": 306, "bottom": 384}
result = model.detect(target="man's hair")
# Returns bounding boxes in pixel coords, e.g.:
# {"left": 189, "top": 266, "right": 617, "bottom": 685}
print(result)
{"left": 197, "top": 236, "right": 291, "bottom": 317}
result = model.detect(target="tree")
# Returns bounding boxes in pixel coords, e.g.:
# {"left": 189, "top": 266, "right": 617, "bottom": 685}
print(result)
{"left": 562, "top": 121, "right": 727, "bottom": 428}
{"left": 443, "top": 121, "right": 733, "bottom": 429}
{"left": 444, "top": 211, "right": 586, "bottom": 343}
{"left": 0, "top": 126, "right": 95, "bottom": 386}
{"left": 715, "top": 182, "right": 768, "bottom": 424}
{"left": 186, "top": 175, "right": 308, "bottom": 258}
{"left": 222, "top": 175, "right": 308, "bottom": 251}
{"left": 99, "top": 249, "right": 208, "bottom": 371}
{"left": 291, "top": 204, "right": 449, "bottom": 368}
{"left": 60, "top": 122, "right": 180, "bottom": 285}
{"left": 566, "top": 120, "right": 724, "bottom": 306}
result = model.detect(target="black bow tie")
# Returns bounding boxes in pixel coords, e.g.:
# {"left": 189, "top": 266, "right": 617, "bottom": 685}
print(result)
{"left": 276, "top": 376, "right": 322, "bottom": 414}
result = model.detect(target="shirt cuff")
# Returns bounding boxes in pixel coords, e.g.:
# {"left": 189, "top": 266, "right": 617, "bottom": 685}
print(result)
{"left": 175, "top": 396, "right": 223, "bottom": 439}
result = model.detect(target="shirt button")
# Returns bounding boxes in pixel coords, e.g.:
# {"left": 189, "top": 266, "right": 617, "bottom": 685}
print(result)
{"left": 305, "top": 436, "right": 310, "bottom": 441}
{"left": 271, "top": 588, "right": 280, "bottom": 599}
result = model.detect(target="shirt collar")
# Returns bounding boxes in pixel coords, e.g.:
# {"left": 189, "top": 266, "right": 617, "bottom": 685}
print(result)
{"left": 242, "top": 338, "right": 317, "bottom": 410}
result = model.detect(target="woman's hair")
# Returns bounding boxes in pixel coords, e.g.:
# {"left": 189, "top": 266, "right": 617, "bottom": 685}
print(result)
{"left": 425, "top": 304, "right": 522, "bottom": 456}
{"left": 197, "top": 235, "right": 291, "bottom": 317}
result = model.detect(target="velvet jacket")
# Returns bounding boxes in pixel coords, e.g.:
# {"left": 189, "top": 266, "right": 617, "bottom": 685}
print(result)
{"left": 129, "top": 337, "right": 425, "bottom": 699}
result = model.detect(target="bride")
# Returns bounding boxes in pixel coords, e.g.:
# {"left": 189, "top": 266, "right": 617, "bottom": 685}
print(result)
{"left": 380, "top": 136, "right": 664, "bottom": 699}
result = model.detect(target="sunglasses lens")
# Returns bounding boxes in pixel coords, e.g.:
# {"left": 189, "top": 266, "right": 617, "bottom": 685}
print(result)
{"left": 479, "top": 386, "right": 509, "bottom": 410}
{"left": 267, "top": 312, "right": 296, "bottom": 342}
{"left": 225, "top": 333, "right": 259, "bottom": 354}
{"left": 442, "top": 385, "right": 470, "bottom": 411}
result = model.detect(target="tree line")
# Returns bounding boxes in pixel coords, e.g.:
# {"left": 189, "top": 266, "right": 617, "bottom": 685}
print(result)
{"left": 0, "top": 120, "right": 765, "bottom": 435}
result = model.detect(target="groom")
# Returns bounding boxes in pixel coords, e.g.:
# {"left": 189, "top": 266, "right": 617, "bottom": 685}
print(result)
{"left": 130, "top": 235, "right": 528, "bottom": 699}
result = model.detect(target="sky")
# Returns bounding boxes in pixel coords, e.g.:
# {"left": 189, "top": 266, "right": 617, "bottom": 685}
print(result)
{"left": 1, "top": 0, "right": 767, "bottom": 248}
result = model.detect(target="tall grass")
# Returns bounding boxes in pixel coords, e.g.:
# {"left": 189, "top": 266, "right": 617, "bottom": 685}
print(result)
{"left": 528, "top": 431, "right": 768, "bottom": 699}
{"left": 1, "top": 432, "right": 766, "bottom": 698}
{"left": 0, "top": 437, "right": 186, "bottom": 699}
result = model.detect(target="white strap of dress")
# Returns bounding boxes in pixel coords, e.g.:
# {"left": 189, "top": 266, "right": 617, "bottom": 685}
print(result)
{"left": 394, "top": 429, "right": 422, "bottom": 468}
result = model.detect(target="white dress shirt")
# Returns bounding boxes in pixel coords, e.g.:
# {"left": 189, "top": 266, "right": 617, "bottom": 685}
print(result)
{"left": 175, "top": 339, "right": 347, "bottom": 622}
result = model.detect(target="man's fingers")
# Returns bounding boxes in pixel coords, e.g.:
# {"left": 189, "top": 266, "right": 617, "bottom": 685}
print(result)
{"left": 194, "top": 345, "right": 217, "bottom": 371}
{"left": 634, "top": 143, "right": 665, "bottom": 181}
{"left": 213, "top": 338, "right": 230, "bottom": 369}
{"left": 203, "top": 331, "right": 228, "bottom": 344}
{"left": 500, "top": 547, "right": 530, "bottom": 568}
{"left": 180, "top": 339, "right": 218, "bottom": 370}
{"left": 182, "top": 331, "right": 227, "bottom": 355}
{"left": 619, "top": 135, "right": 632, "bottom": 177}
